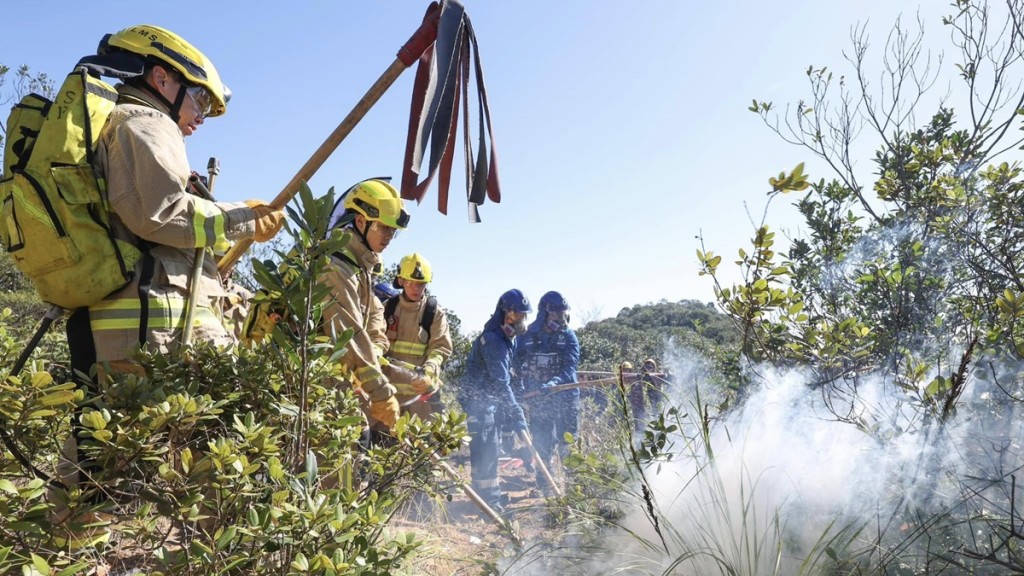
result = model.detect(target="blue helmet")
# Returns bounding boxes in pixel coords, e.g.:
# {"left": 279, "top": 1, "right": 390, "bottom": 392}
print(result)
{"left": 499, "top": 289, "right": 532, "bottom": 314}
{"left": 539, "top": 291, "right": 569, "bottom": 314}
{"left": 374, "top": 282, "right": 400, "bottom": 302}
{"left": 539, "top": 291, "right": 569, "bottom": 331}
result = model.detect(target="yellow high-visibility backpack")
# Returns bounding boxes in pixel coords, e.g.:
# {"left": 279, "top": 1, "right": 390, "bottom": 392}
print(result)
{"left": 0, "top": 65, "right": 142, "bottom": 309}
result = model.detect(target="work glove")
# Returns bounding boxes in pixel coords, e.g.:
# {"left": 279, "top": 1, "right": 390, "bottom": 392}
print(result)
{"left": 512, "top": 405, "right": 528, "bottom": 433}
{"left": 245, "top": 200, "right": 285, "bottom": 242}
{"left": 368, "top": 396, "right": 400, "bottom": 430}
{"left": 363, "top": 378, "right": 397, "bottom": 403}
{"left": 410, "top": 373, "right": 436, "bottom": 395}
{"left": 541, "top": 379, "right": 558, "bottom": 391}
{"left": 513, "top": 417, "right": 528, "bottom": 433}
{"left": 412, "top": 363, "right": 441, "bottom": 395}
{"left": 424, "top": 362, "right": 440, "bottom": 379}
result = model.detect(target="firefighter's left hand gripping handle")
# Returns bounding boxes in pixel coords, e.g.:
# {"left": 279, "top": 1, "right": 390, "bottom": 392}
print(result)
{"left": 244, "top": 200, "right": 285, "bottom": 243}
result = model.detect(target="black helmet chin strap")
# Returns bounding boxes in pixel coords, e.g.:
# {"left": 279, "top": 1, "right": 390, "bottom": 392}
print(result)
{"left": 137, "top": 73, "right": 188, "bottom": 124}
{"left": 354, "top": 218, "right": 372, "bottom": 249}
{"left": 169, "top": 84, "right": 188, "bottom": 124}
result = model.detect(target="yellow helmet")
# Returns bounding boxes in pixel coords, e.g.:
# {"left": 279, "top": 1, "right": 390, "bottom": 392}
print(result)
{"left": 643, "top": 358, "right": 658, "bottom": 371}
{"left": 343, "top": 179, "right": 410, "bottom": 230}
{"left": 620, "top": 361, "right": 634, "bottom": 371}
{"left": 102, "top": 25, "right": 229, "bottom": 117}
{"left": 398, "top": 253, "right": 433, "bottom": 283}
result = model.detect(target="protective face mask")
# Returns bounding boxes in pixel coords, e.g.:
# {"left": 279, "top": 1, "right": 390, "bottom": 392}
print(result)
{"left": 515, "top": 316, "right": 527, "bottom": 335}
{"left": 545, "top": 311, "right": 568, "bottom": 332}
{"left": 503, "top": 317, "right": 527, "bottom": 337}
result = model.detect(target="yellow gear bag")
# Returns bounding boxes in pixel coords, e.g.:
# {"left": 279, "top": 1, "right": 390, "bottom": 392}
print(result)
{"left": 240, "top": 290, "right": 284, "bottom": 346}
{"left": 240, "top": 248, "right": 306, "bottom": 346}
{"left": 241, "top": 245, "right": 357, "bottom": 346}
{"left": 0, "top": 66, "right": 142, "bottom": 309}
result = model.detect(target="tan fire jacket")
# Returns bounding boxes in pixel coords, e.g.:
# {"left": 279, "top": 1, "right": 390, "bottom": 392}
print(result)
{"left": 384, "top": 295, "right": 453, "bottom": 398}
{"left": 89, "top": 85, "right": 257, "bottom": 362}
{"left": 319, "top": 234, "right": 395, "bottom": 402}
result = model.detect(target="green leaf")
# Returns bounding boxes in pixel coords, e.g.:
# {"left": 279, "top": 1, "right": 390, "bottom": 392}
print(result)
{"left": 29, "top": 372, "right": 53, "bottom": 389}
{"left": 190, "top": 539, "right": 214, "bottom": 557}
{"left": 291, "top": 552, "right": 310, "bottom": 572}
{"left": 56, "top": 563, "right": 91, "bottom": 576}
{"left": 30, "top": 553, "right": 49, "bottom": 575}
{"left": 38, "top": 390, "right": 76, "bottom": 407}
{"left": 268, "top": 458, "right": 285, "bottom": 481}
{"left": 216, "top": 525, "right": 237, "bottom": 550}
{"left": 181, "top": 447, "right": 193, "bottom": 473}
{"left": 0, "top": 479, "right": 17, "bottom": 495}
{"left": 81, "top": 410, "right": 107, "bottom": 430}
{"left": 305, "top": 450, "right": 318, "bottom": 488}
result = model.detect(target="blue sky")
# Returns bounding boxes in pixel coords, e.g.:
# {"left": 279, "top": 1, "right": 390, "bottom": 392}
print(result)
{"left": 3, "top": 1, "right": 965, "bottom": 330}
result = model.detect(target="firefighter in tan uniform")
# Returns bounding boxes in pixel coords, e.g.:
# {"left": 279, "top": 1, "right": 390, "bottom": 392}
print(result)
{"left": 382, "top": 253, "right": 453, "bottom": 420}
{"left": 320, "top": 179, "right": 410, "bottom": 439}
{"left": 75, "top": 25, "right": 284, "bottom": 373}
{"left": 58, "top": 24, "right": 285, "bottom": 551}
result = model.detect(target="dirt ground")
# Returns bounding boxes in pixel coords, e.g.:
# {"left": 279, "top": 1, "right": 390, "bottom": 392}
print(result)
{"left": 387, "top": 448, "right": 568, "bottom": 575}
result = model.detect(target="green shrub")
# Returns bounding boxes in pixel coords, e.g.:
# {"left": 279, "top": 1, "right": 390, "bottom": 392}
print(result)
{"left": 0, "top": 183, "right": 467, "bottom": 575}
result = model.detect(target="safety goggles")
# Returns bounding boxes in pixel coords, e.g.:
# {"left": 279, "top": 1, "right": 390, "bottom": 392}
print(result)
{"left": 186, "top": 85, "right": 212, "bottom": 118}
{"left": 369, "top": 220, "right": 401, "bottom": 239}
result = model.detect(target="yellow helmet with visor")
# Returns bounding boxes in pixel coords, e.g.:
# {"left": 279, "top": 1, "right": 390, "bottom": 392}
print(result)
{"left": 342, "top": 179, "right": 410, "bottom": 230}
{"left": 102, "top": 24, "right": 229, "bottom": 117}
{"left": 398, "top": 253, "right": 433, "bottom": 283}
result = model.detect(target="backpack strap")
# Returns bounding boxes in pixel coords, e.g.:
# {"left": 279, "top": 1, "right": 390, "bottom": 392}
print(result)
{"left": 332, "top": 248, "right": 358, "bottom": 268}
{"left": 384, "top": 295, "right": 400, "bottom": 325}
{"left": 421, "top": 296, "right": 437, "bottom": 339}
{"left": 136, "top": 250, "right": 155, "bottom": 345}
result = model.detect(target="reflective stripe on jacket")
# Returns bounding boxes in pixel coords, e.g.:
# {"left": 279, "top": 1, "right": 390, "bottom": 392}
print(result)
{"left": 385, "top": 295, "right": 453, "bottom": 396}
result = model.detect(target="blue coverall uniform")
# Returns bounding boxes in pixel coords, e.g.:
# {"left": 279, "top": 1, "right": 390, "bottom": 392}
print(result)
{"left": 514, "top": 320, "right": 580, "bottom": 490}
{"left": 459, "top": 312, "right": 528, "bottom": 510}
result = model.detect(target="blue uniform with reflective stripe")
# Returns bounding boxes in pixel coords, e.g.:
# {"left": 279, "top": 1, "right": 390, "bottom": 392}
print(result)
{"left": 459, "top": 311, "right": 526, "bottom": 508}
{"left": 514, "top": 319, "right": 580, "bottom": 490}
{"left": 515, "top": 322, "right": 580, "bottom": 397}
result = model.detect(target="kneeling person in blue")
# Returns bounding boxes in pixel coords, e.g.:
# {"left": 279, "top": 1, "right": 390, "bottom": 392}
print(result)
{"left": 458, "top": 289, "right": 532, "bottom": 513}
{"left": 515, "top": 291, "right": 580, "bottom": 492}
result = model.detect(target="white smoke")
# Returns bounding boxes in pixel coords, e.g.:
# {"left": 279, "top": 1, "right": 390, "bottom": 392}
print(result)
{"left": 499, "top": 344, "right": 1024, "bottom": 575}
{"left": 612, "top": 351, "right": 1022, "bottom": 574}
